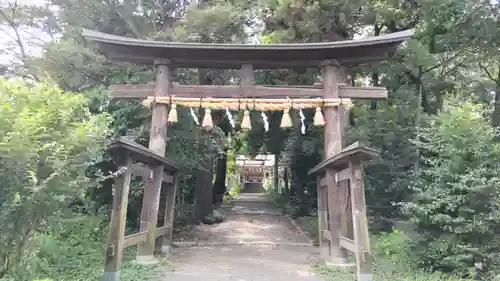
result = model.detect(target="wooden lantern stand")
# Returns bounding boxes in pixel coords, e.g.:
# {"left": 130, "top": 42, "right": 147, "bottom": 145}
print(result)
{"left": 105, "top": 138, "right": 179, "bottom": 281}
{"left": 83, "top": 28, "right": 414, "bottom": 281}
{"left": 309, "top": 142, "right": 379, "bottom": 281}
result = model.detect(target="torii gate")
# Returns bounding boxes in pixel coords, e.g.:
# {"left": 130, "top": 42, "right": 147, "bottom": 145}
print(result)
{"left": 83, "top": 28, "right": 413, "bottom": 281}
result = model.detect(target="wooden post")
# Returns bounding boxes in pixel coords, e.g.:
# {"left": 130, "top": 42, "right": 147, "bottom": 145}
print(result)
{"left": 349, "top": 162, "right": 373, "bottom": 281}
{"left": 317, "top": 175, "right": 329, "bottom": 259}
{"left": 160, "top": 174, "right": 178, "bottom": 254}
{"left": 136, "top": 165, "right": 164, "bottom": 264}
{"left": 136, "top": 58, "right": 171, "bottom": 263}
{"left": 179, "top": 177, "right": 184, "bottom": 217}
{"left": 321, "top": 59, "right": 348, "bottom": 265}
{"left": 283, "top": 167, "right": 289, "bottom": 197}
{"left": 103, "top": 154, "right": 132, "bottom": 281}
{"left": 339, "top": 180, "right": 353, "bottom": 240}
{"left": 240, "top": 63, "right": 254, "bottom": 90}
{"left": 149, "top": 58, "right": 171, "bottom": 156}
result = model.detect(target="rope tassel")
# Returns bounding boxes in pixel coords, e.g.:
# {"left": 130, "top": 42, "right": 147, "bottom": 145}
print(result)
{"left": 280, "top": 109, "right": 293, "bottom": 128}
{"left": 313, "top": 107, "right": 325, "bottom": 126}
{"left": 202, "top": 108, "right": 213, "bottom": 130}
{"left": 241, "top": 110, "right": 251, "bottom": 131}
{"left": 167, "top": 104, "right": 178, "bottom": 123}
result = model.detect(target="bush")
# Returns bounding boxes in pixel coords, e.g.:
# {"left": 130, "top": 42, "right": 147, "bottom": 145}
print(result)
{"left": 0, "top": 78, "right": 111, "bottom": 280}
{"left": 409, "top": 99, "right": 500, "bottom": 277}
{"left": 315, "top": 230, "right": 468, "bottom": 281}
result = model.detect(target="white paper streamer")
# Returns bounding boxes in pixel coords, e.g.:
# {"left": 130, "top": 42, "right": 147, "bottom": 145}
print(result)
{"left": 299, "top": 109, "right": 305, "bottom": 135}
{"left": 261, "top": 111, "right": 269, "bottom": 132}
{"left": 226, "top": 108, "right": 235, "bottom": 128}
{"left": 190, "top": 107, "right": 199, "bottom": 125}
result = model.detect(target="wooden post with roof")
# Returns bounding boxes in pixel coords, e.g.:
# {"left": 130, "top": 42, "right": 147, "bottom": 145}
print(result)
{"left": 83, "top": 28, "right": 413, "bottom": 281}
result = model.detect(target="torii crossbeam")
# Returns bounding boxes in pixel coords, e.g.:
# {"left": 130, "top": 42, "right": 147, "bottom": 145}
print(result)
{"left": 83, "top": 28, "right": 413, "bottom": 281}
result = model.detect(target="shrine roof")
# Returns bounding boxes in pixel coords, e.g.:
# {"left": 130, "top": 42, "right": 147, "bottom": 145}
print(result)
{"left": 82, "top": 29, "right": 414, "bottom": 69}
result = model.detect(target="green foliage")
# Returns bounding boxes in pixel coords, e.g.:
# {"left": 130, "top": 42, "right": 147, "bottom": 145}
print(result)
{"left": 409, "top": 99, "right": 500, "bottom": 276}
{"left": 346, "top": 87, "right": 418, "bottom": 225}
{"left": 226, "top": 173, "right": 241, "bottom": 197}
{"left": 0, "top": 78, "right": 111, "bottom": 279}
{"left": 315, "top": 230, "right": 469, "bottom": 281}
{"left": 173, "top": 3, "right": 250, "bottom": 43}
{"left": 1, "top": 215, "right": 168, "bottom": 281}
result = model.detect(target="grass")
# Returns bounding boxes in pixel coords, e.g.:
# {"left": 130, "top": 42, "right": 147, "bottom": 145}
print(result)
{"left": 309, "top": 229, "right": 470, "bottom": 281}
{"left": 289, "top": 215, "right": 469, "bottom": 281}
{"left": 312, "top": 263, "right": 468, "bottom": 281}
{"left": 1, "top": 215, "right": 171, "bottom": 281}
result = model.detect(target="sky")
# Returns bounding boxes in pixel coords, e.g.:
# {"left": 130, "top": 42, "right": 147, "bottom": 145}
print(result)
{"left": 0, "top": 0, "right": 51, "bottom": 65}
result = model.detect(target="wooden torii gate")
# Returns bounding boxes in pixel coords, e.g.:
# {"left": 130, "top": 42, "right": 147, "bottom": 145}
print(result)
{"left": 83, "top": 28, "right": 413, "bottom": 281}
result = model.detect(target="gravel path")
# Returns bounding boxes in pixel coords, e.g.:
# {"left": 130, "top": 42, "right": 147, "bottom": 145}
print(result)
{"left": 166, "top": 193, "right": 324, "bottom": 281}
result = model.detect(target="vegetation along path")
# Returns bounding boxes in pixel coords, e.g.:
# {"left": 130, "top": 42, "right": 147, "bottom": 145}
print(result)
{"left": 167, "top": 192, "right": 324, "bottom": 281}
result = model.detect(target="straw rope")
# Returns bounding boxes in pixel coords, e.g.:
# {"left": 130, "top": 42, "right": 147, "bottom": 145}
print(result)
{"left": 144, "top": 96, "right": 352, "bottom": 111}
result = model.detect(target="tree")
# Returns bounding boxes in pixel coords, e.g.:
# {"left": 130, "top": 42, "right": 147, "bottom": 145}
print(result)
{"left": 409, "top": 98, "right": 500, "bottom": 277}
{"left": 0, "top": 78, "right": 111, "bottom": 279}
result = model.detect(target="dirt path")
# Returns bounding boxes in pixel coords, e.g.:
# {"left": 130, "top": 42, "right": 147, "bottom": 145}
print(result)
{"left": 166, "top": 193, "right": 324, "bottom": 281}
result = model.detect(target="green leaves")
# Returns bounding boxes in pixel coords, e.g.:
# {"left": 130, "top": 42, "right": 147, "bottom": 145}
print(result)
{"left": 0, "top": 78, "right": 111, "bottom": 280}
{"left": 409, "top": 98, "right": 500, "bottom": 275}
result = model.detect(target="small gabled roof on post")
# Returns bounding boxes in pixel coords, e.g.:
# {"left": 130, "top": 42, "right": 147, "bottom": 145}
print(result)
{"left": 82, "top": 29, "right": 414, "bottom": 69}
{"left": 108, "top": 137, "right": 180, "bottom": 172}
{"left": 308, "top": 142, "right": 380, "bottom": 175}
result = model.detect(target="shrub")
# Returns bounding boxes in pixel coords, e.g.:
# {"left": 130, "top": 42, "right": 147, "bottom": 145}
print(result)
{"left": 315, "top": 230, "right": 469, "bottom": 281}
{"left": 0, "top": 78, "right": 111, "bottom": 280}
{"left": 409, "top": 99, "right": 500, "bottom": 277}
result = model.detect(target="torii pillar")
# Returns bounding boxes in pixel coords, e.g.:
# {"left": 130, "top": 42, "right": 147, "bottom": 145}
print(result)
{"left": 318, "top": 59, "right": 349, "bottom": 264}
{"left": 136, "top": 58, "right": 172, "bottom": 263}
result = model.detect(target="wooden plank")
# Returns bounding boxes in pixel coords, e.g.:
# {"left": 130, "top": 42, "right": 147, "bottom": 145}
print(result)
{"left": 336, "top": 167, "right": 351, "bottom": 183}
{"left": 339, "top": 180, "right": 354, "bottom": 239}
{"left": 317, "top": 176, "right": 328, "bottom": 259}
{"left": 155, "top": 225, "right": 170, "bottom": 237}
{"left": 137, "top": 165, "right": 164, "bottom": 259}
{"left": 320, "top": 175, "right": 327, "bottom": 187}
{"left": 82, "top": 28, "right": 414, "bottom": 68}
{"left": 104, "top": 154, "right": 132, "bottom": 277}
{"left": 108, "top": 84, "right": 387, "bottom": 99}
{"left": 109, "top": 137, "right": 179, "bottom": 172}
{"left": 240, "top": 64, "right": 254, "bottom": 88}
{"left": 350, "top": 162, "right": 374, "bottom": 280}
{"left": 131, "top": 163, "right": 174, "bottom": 184}
{"left": 123, "top": 231, "right": 148, "bottom": 248}
{"left": 309, "top": 142, "right": 380, "bottom": 175}
{"left": 323, "top": 229, "right": 331, "bottom": 241}
{"left": 339, "top": 85, "right": 387, "bottom": 99}
{"left": 339, "top": 236, "right": 356, "bottom": 253}
{"left": 160, "top": 175, "right": 178, "bottom": 253}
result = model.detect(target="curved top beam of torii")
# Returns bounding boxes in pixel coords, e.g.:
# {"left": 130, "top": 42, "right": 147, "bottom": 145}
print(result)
{"left": 82, "top": 28, "right": 414, "bottom": 69}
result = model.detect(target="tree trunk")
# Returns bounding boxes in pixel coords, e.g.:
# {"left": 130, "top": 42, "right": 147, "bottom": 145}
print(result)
{"left": 492, "top": 81, "right": 500, "bottom": 128}
{"left": 212, "top": 152, "right": 228, "bottom": 205}
{"left": 194, "top": 169, "right": 213, "bottom": 222}
{"left": 415, "top": 69, "right": 423, "bottom": 173}
{"left": 283, "top": 167, "right": 289, "bottom": 199}
{"left": 370, "top": 24, "right": 381, "bottom": 111}
{"left": 274, "top": 152, "right": 279, "bottom": 191}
